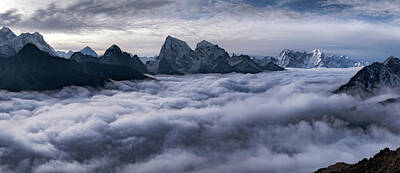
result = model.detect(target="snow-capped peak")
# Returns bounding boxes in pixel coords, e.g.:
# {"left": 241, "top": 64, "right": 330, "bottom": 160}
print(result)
{"left": 312, "top": 49, "right": 323, "bottom": 56}
{"left": 0, "top": 27, "right": 16, "bottom": 44}
{"left": 0, "top": 27, "right": 57, "bottom": 56}
{"left": 80, "top": 46, "right": 98, "bottom": 57}
{"left": 0, "top": 27, "right": 13, "bottom": 33}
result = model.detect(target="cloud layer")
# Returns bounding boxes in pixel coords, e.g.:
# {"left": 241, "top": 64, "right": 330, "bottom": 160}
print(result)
{"left": 1, "top": 68, "right": 400, "bottom": 173}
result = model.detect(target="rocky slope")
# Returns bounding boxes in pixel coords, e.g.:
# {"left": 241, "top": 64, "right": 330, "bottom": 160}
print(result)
{"left": 277, "top": 49, "right": 363, "bottom": 68}
{"left": 315, "top": 147, "right": 400, "bottom": 173}
{"left": 195, "top": 40, "right": 233, "bottom": 73}
{"left": 0, "top": 27, "right": 56, "bottom": 56}
{"left": 0, "top": 44, "right": 148, "bottom": 91}
{"left": 151, "top": 36, "right": 284, "bottom": 74}
{"left": 335, "top": 56, "right": 400, "bottom": 96}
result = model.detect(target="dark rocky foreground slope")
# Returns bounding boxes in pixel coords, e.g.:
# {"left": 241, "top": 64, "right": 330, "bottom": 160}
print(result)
{"left": 315, "top": 147, "right": 400, "bottom": 173}
{"left": 0, "top": 44, "right": 149, "bottom": 91}
{"left": 335, "top": 56, "right": 400, "bottom": 97}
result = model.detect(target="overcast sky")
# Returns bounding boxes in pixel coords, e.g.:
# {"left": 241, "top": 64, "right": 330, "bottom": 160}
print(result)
{"left": 1, "top": 0, "right": 400, "bottom": 59}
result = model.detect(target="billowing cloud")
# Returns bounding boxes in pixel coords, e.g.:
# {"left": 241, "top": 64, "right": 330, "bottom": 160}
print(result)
{"left": 14, "top": 0, "right": 175, "bottom": 31}
{"left": 0, "top": 9, "right": 22, "bottom": 26}
{"left": 1, "top": 68, "right": 400, "bottom": 173}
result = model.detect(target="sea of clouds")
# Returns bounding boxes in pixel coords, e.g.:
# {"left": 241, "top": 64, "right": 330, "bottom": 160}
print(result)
{"left": 1, "top": 68, "right": 400, "bottom": 173}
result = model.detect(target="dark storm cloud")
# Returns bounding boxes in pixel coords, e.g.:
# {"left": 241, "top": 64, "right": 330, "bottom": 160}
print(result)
{"left": 17, "top": 0, "right": 174, "bottom": 31}
{"left": 0, "top": 9, "right": 22, "bottom": 26}
{"left": 1, "top": 68, "right": 400, "bottom": 173}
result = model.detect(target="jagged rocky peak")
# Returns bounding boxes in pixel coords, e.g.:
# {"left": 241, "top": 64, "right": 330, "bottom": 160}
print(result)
{"left": 19, "top": 32, "right": 43, "bottom": 39}
{"left": 104, "top": 45, "right": 123, "bottom": 57}
{"left": 335, "top": 56, "right": 400, "bottom": 97}
{"left": 0, "top": 27, "right": 12, "bottom": 33}
{"left": 157, "top": 36, "right": 199, "bottom": 74}
{"left": 160, "top": 36, "right": 194, "bottom": 56}
{"left": 3, "top": 30, "right": 57, "bottom": 56}
{"left": 80, "top": 46, "right": 98, "bottom": 57}
{"left": 100, "top": 45, "right": 148, "bottom": 74}
{"left": 0, "top": 27, "right": 16, "bottom": 42}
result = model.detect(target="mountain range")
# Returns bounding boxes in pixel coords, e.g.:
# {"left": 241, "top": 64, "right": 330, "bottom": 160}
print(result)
{"left": 261, "top": 49, "right": 366, "bottom": 68}
{"left": 148, "top": 36, "right": 284, "bottom": 74}
{"left": 0, "top": 27, "right": 389, "bottom": 92}
{"left": 0, "top": 44, "right": 148, "bottom": 91}
{"left": 71, "top": 45, "right": 148, "bottom": 74}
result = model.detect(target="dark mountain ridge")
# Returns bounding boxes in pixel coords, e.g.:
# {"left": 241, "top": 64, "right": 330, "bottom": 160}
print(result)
{"left": 0, "top": 44, "right": 149, "bottom": 91}
{"left": 70, "top": 45, "right": 148, "bottom": 74}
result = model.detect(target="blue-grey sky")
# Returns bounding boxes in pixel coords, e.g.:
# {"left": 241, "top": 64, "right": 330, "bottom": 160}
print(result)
{"left": 1, "top": 0, "right": 400, "bottom": 59}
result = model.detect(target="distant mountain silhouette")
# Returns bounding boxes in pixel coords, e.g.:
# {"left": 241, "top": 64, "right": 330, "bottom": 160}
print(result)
{"left": 70, "top": 45, "right": 149, "bottom": 74}
{"left": 0, "top": 44, "right": 149, "bottom": 91}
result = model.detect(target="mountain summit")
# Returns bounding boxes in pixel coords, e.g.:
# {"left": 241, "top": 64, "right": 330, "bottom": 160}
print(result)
{"left": 100, "top": 45, "right": 148, "bottom": 74}
{"left": 0, "top": 27, "right": 17, "bottom": 44}
{"left": 80, "top": 46, "right": 98, "bottom": 57}
{"left": 0, "top": 27, "right": 56, "bottom": 56}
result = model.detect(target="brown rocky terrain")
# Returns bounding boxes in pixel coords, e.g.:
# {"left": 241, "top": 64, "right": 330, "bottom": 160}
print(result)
{"left": 316, "top": 148, "right": 400, "bottom": 173}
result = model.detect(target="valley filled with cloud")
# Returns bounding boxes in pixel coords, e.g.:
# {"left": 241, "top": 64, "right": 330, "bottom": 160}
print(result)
{"left": 1, "top": 68, "right": 399, "bottom": 173}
